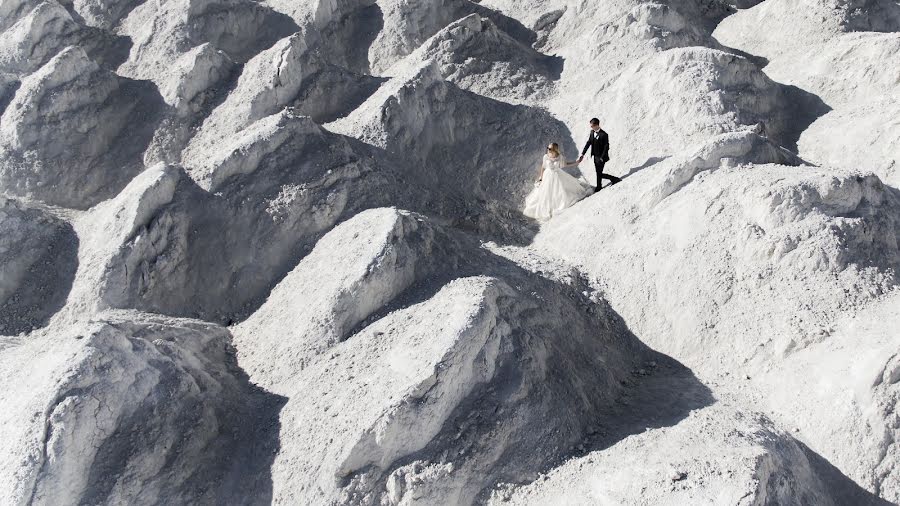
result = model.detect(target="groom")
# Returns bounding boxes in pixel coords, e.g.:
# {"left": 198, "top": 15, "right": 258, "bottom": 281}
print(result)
{"left": 577, "top": 118, "right": 621, "bottom": 192}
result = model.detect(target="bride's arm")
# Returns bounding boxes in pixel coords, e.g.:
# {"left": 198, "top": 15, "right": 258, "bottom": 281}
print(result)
{"left": 536, "top": 163, "right": 544, "bottom": 181}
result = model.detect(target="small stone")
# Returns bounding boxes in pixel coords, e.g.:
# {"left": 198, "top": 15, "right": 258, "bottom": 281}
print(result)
{"left": 669, "top": 470, "right": 687, "bottom": 482}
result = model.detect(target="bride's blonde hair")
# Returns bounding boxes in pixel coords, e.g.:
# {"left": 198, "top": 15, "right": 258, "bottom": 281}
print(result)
{"left": 547, "top": 142, "right": 560, "bottom": 157}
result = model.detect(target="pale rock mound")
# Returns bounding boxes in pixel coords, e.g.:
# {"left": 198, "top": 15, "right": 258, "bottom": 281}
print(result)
{"left": 327, "top": 62, "right": 575, "bottom": 214}
{"left": 714, "top": 0, "right": 900, "bottom": 62}
{"left": 798, "top": 99, "right": 900, "bottom": 188}
{"left": 0, "top": 312, "right": 284, "bottom": 505}
{"left": 589, "top": 47, "right": 798, "bottom": 171}
{"left": 776, "top": 32, "right": 900, "bottom": 187}
{"left": 498, "top": 405, "right": 883, "bottom": 505}
{"left": 72, "top": 0, "right": 142, "bottom": 29}
{"left": 368, "top": 0, "right": 534, "bottom": 75}
{"left": 234, "top": 207, "right": 679, "bottom": 504}
{"left": 744, "top": 292, "right": 900, "bottom": 502}
{"left": 0, "top": 0, "right": 128, "bottom": 75}
{"left": 713, "top": 0, "right": 900, "bottom": 185}
{"left": 182, "top": 30, "right": 379, "bottom": 166}
{"left": 0, "top": 0, "right": 41, "bottom": 31}
{"left": 263, "top": 0, "right": 381, "bottom": 74}
{"left": 0, "top": 46, "right": 162, "bottom": 209}
{"left": 116, "top": 0, "right": 296, "bottom": 85}
{"left": 0, "top": 72, "right": 18, "bottom": 112}
{"left": 156, "top": 43, "right": 235, "bottom": 117}
{"left": 0, "top": 198, "right": 77, "bottom": 335}
{"left": 70, "top": 119, "right": 423, "bottom": 322}
{"left": 0, "top": 1, "right": 79, "bottom": 74}
{"left": 387, "top": 14, "right": 560, "bottom": 105}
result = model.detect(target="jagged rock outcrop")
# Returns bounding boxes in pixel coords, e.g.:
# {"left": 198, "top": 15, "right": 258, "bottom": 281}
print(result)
{"left": 0, "top": 312, "right": 285, "bottom": 505}
{"left": 0, "top": 198, "right": 77, "bottom": 334}
{"left": 0, "top": 46, "right": 162, "bottom": 208}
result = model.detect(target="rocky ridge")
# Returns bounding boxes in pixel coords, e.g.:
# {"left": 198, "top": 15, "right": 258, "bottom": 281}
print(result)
{"left": 0, "top": 0, "right": 897, "bottom": 504}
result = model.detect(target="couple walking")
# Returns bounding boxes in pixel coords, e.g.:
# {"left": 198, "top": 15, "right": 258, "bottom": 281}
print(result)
{"left": 523, "top": 118, "right": 620, "bottom": 221}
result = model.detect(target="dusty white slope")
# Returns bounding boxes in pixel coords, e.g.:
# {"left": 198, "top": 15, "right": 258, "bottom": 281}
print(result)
{"left": 715, "top": 0, "right": 900, "bottom": 186}
{"left": 499, "top": 404, "right": 876, "bottom": 506}
{"left": 517, "top": 131, "right": 900, "bottom": 499}
{"left": 0, "top": 0, "right": 898, "bottom": 503}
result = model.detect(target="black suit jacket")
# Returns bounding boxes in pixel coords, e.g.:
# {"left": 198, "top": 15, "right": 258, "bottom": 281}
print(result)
{"left": 581, "top": 129, "right": 610, "bottom": 162}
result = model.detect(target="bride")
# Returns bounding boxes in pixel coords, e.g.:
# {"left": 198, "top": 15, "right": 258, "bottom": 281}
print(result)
{"left": 523, "top": 142, "right": 592, "bottom": 220}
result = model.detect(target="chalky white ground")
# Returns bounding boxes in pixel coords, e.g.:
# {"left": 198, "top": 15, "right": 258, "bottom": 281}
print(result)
{"left": 0, "top": 0, "right": 898, "bottom": 504}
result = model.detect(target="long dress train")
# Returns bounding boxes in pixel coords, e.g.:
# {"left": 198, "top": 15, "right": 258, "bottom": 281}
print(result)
{"left": 523, "top": 154, "right": 592, "bottom": 220}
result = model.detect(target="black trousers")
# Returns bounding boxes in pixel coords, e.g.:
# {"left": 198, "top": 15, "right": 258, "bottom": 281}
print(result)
{"left": 594, "top": 158, "right": 621, "bottom": 188}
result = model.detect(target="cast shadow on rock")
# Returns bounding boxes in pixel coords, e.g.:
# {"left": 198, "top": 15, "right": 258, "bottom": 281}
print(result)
{"left": 77, "top": 334, "right": 288, "bottom": 505}
{"left": 0, "top": 217, "right": 79, "bottom": 336}
{"left": 779, "top": 84, "right": 832, "bottom": 153}
{"left": 469, "top": 2, "right": 537, "bottom": 46}
{"left": 323, "top": 2, "right": 384, "bottom": 75}
{"left": 797, "top": 441, "right": 893, "bottom": 505}
{"left": 333, "top": 244, "right": 715, "bottom": 501}
{"left": 621, "top": 155, "right": 670, "bottom": 179}
{"left": 82, "top": 27, "right": 134, "bottom": 71}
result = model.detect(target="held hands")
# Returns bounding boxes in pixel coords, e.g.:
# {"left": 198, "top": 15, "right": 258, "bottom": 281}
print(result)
{"left": 576, "top": 156, "right": 584, "bottom": 163}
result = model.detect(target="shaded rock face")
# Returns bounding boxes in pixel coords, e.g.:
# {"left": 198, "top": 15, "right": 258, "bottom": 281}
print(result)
{"left": 0, "top": 198, "right": 77, "bottom": 334}
{"left": 0, "top": 47, "right": 163, "bottom": 209}
{"left": 0, "top": 313, "right": 286, "bottom": 505}
{"left": 327, "top": 62, "right": 575, "bottom": 219}
{"left": 388, "top": 14, "right": 562, "bottom": 105}
{"left": 0, "top": 0, "right": 132, "bottom": 75}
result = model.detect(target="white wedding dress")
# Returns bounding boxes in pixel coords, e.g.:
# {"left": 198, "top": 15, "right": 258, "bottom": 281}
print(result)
{"left": 523, "top": 154, "right": 592, "bottom": 220}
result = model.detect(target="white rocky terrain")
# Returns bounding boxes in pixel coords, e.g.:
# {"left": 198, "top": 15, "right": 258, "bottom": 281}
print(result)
{"left": 0, "top": 0, "right": 898, "bottom": 504}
